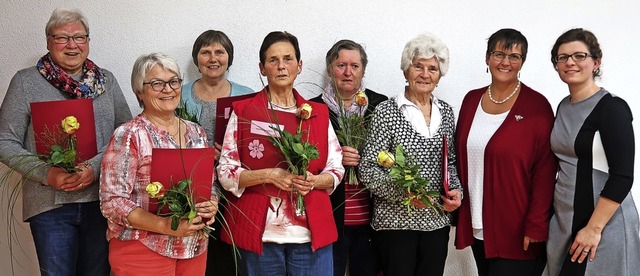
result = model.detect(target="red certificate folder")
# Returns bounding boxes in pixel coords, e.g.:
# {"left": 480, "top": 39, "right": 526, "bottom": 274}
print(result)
{"left": 442, "top": 134, "right": 449, "bottom": 194}
{"left": 215, "top": 93, "right": 257, "bottom": 145}
{"left": 30, "top": 99, "right": 97, "bottom": 163}
{"left": 148, "top": 148, "right": 216, "bottom": 214}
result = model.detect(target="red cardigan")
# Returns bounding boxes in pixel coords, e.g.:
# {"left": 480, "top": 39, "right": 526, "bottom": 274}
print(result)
{"left": 220, "top": 87, "right": 338, "bottom": 254}
{"left": 454, "top": 83, "right": 557, "bottom": 260}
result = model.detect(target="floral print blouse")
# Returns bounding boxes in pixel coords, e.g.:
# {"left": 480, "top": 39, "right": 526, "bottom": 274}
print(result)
{"left": 100, "top": 114, "right": 214, "bottom": 259}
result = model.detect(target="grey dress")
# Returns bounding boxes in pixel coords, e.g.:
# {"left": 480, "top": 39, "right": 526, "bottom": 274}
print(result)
{"left": 547, "top": 88, "right": 640, "bottom": 276}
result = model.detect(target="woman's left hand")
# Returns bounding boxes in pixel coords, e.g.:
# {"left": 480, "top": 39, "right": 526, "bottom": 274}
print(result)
{"left": 195, "top": 199, "right": 219, "bottom": 226}
{"left": 61, "top": 166, "right": 95, "bottom": 192}
{"left": 292, "top": 172, "right": 318, "bottom": 196}
{"left": 569, "top": 225, "right": 602, "bottom": 263}
{"left": 441, "top": 190, "right": 462, "bottom": 212}
{"left": 341, "top": 146, "right": 360, "bottom": 167}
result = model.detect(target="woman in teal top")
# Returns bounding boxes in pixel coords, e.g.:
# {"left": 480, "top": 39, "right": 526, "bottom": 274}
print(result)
{"left": 181, "top": 30, "right": 253, "bottom": 148}
{"left": 181, "top": 30, "right": 253, "bottom": 276}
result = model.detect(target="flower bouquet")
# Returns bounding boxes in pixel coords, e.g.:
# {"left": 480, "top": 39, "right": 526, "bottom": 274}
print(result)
{"left": 377, "top": 144, "right": 442, "bottom": 213}
{"left": 335, "top": 90, "right": 368, "bottom": 185}
{"left": 146, "top": 179, "right": 213, "bottom": 237}
{"left": 148, "top": 147, "right": 217, "bottom": 237}
{"left": 1, "top": 115, "right": 85, "bottom": 174}
{"left": 41, "top": 115, "right": 84, "bottom": 173}
{"left": 267, "top": 103, "right": 319, "bottom": 216}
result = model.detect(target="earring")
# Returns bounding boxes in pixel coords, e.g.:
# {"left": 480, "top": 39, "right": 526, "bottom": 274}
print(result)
{"left": 486, "top": 67, "right": 489, "bottom": 73}
{"left": 518, "top": 71, "right": 521, "bottom": 79}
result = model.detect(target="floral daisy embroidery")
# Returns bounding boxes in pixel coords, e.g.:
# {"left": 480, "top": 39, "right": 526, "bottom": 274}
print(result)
{"left": 249, "top": 139, "right": 264, "bottom": 159}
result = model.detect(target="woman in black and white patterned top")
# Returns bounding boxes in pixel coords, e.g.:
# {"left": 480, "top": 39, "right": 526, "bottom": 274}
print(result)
{"left": 359, "top": 32, "right": 463, "bottom": 276}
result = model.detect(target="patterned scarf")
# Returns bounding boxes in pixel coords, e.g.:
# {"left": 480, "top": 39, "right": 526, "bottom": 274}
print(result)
{"left": 37, "top": 52, "right": 106, "bottom": 99}
{"left": 321, "top": 82, "right": 368, "bottom": 116}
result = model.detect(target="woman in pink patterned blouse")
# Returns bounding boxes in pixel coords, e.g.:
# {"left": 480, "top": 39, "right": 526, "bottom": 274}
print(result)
{"left": 100, "top": 53, "right": 218, "bottom": 275}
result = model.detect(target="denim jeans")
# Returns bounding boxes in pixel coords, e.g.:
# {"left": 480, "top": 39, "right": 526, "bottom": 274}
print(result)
{"left": 28, "top": 202, "right": 110, "bottom": 276}
{"left": 239, "top": 243, "right": 332, "bottom": 276}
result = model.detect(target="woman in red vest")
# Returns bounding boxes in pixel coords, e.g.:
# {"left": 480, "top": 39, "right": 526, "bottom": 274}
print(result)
{"left": 217, "top": 31, "right": 344, "bottom": 276}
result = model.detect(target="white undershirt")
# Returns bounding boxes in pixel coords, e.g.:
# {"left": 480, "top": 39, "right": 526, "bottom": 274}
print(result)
{"left": 396, "top": 91, "right": 442, "bottom": 138}
{"left": 466, "top": 100, "right": 508, "bottom": 240}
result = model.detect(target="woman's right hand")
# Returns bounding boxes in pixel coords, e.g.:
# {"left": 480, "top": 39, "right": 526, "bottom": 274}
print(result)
{"left": 46, "top": 166, "right": 79, "bottom": 190}
{"left": 266, "top": 168, "right": 294, "bottom": 191}
{"left": 170, "top": 216, "right": 206, "bottom": 237}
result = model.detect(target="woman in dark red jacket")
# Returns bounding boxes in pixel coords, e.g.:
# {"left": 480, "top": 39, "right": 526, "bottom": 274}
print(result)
{"left": 454, "top": 28, "right": 557, "bottom": 276}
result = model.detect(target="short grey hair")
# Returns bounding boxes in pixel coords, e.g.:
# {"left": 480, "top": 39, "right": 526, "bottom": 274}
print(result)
{"left": 400, "top": 32, "right": 450, "bottom": 76}
{"left": 325, "top": 39, "right": 368, "bottom": 73}
{"left": 45, "top": 8, "right": 89, "bottom": 36}
{"left": 131, "top": 53, "right": 181, "bottom": 105}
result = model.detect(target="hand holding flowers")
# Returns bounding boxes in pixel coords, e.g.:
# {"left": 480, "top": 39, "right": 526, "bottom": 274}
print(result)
{"left": 377, "top": 144, "right": 443, "bottom": 213}
{"left": 145, "top": 180, "right": 215, "bottom": 237}
{"left": 336, "top": 90, "right": 368, "bottom": 185}
{"left": 267, "top": 103, "right": 319, "bottom": 216}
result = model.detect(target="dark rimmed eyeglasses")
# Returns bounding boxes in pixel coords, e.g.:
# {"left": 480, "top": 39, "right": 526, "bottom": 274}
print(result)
{"left": 490, "top": 51, "right": 524, "bottom": 63}
{"left": 553, "top": 52, "right": 592, "bottom": 63}
{"left": 143, "top": 78, "right": 183, "bottom": 92}
{"left": 48, "top": 34, "right": 89, "bottom": 44}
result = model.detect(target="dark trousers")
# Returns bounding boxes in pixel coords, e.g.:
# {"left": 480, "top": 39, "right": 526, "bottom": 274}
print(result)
{"left": 205, "top": 198, "right": 239, "bottom": 276}
{"left": 375, "top": 227, "right": 450, "bottom": 276}
{"left": 471, "top": 238, "right": 546, "bottom": 276}
{"left": 333, "top": 224, "right": 377, "bottom": 276}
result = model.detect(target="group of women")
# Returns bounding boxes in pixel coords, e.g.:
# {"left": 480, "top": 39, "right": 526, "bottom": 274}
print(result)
{"left": 0, "top": 7, "right": 638, "bottom": 276}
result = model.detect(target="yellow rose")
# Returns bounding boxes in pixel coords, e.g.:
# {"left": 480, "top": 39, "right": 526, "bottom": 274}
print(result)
{"left": 355, "top": 91, "right": 368, "bottom": 107}
{"left": 297, "top": 103, "right": 313, "bottom": 120}
{"left": 146, "top": 181, "right": 164, "bottom": 198}
{"left": 377, "top": 150, "right": 395, "bottom": 168}
{"left": 61, "top": 116, "right": 80, "bottom": 134}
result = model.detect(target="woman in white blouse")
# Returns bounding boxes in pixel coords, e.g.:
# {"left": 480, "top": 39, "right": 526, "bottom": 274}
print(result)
{"left": 359, "top": 32, "right": 462, "bottom": 276}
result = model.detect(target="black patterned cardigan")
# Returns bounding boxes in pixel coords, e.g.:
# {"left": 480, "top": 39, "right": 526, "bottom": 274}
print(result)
{"left": 359, "top": 97, "right": 462, "bottom": 231}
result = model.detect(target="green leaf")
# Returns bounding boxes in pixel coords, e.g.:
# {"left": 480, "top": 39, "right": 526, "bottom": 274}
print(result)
{"left": 50, "top": 144, "right": 63, "bottom": 152}
{"left": 292, "top": 143, "right": 304, "bottom": 155}
{"left": 171, "top": 217, "right": 179, "bottom": 230}
{"left": 395, "top": 145, "right": 406, "bottom": 167}
{"left": 169, "top": 202, "right": 183, "bottom": 213}
{"left": 50, "top": 152, "right": 63, "bottom": 163}
{"left": 177, "top": 179, "right": 191, "bottom": 192}
{"left": 188, "top": 210, "right": 197, "bottom": 221}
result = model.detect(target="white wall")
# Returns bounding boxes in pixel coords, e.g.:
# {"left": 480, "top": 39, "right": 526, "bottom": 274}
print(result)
{"left": 1, "top": 1, "right": 638, "bottom": 275}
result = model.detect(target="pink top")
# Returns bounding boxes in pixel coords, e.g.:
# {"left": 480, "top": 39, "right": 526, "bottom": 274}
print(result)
{"left": 100, "top": 114, "right": 214, "bottom": 259}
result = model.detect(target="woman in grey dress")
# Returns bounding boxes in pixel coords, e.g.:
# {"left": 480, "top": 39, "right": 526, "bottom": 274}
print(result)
{"left": 546, "top": 28, "right": 640, "bottom": 276}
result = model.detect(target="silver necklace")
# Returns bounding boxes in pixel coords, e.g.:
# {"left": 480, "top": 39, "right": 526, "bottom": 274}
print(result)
{"left": 488, "top": 80, "right": 521, "bottom": 104}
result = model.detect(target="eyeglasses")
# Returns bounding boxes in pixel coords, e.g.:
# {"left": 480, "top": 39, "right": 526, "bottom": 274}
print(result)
{"left": 554, "top": 52, "right": 592, "bottom": 63}
{"left": 490, "top": 51, "right": 524, "bottom": 63}
{"left": 48, "top": 34, "right": 89, "bottom": 44}
{"left": 143, "top": 78, "right": 183, "bottom": 92}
